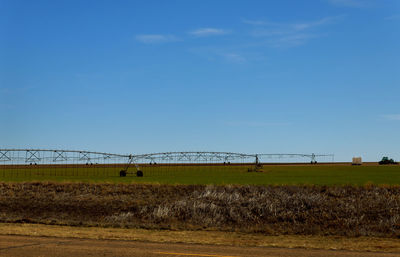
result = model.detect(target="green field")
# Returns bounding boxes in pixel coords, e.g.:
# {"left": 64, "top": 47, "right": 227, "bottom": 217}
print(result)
{"left": 1, "top": 164, "right": 400, "bottom": 185}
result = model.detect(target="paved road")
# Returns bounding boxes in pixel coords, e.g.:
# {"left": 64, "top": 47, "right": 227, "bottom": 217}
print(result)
{"left": 0, "top": 235, "right": 398, "bottom": 257}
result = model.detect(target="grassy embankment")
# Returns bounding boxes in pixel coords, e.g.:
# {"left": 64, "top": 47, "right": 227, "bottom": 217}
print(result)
{"left": 1, "top": 182, "right": 399, "bottom": 238}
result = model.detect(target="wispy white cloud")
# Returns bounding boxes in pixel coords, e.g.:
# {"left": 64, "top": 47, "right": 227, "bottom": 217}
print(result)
{"left": 247, "top": 16, "right": 342, "bottom": 33}
{"left": 244, "top": 16, "right": 342, "bottom": 47}
{"left": 135, "top": 34, "right": 179, "bottom": 44}
{"left": 327, "top": 0, "right": 369, "bottom": 7}
{"left": 189, "top": 28, "right": 231, "bottom": 37}
{"left": 292, "top": 16, "right": 343, "bottom": 30}
{"left": 245, "top": 16, "right": 341, "bottom": 30}
{"left": 383, "top": 114, "right": 400, "bottom": 121}
{"left": 385, "top": 14, "right": 400, "bottom": 21}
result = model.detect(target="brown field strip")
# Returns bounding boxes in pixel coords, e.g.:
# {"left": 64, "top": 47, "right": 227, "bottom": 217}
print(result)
{"left": 1, "top": 223, "right": 400, "bottom": 253}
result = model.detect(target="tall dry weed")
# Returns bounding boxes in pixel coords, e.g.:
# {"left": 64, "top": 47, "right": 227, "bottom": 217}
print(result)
{"left": 0, "top": 182, "right": 399, "bottom": 237}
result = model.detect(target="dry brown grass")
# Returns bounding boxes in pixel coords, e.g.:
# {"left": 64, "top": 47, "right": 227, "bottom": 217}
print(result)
{"left": 1, "top": 223, "right": 400, "bottom": 253}
{"left": 0, "top": 182, "right": 399, "bottom": 237}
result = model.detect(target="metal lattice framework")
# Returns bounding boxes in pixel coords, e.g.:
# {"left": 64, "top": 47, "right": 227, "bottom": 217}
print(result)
{"left": 132, "top": 152, "right": 257, "bottom": 164}
{"left": 0, "top": 149, "right": 128, "bottom": 165}
{"left": 0, "top": 149, "right": 334, "bottom": 165}
{"left": 257, "top": 153, "right": 335, "bottom": 163}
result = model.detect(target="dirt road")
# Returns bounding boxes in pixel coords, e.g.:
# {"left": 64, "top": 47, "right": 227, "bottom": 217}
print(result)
{"left": 0, "top": 235, "right": 398, "bottom": 257}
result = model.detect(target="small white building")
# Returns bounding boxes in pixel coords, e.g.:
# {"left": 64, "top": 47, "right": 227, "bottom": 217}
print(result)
{"left": 352, "top": 157, "right": 362, "bottom": 165}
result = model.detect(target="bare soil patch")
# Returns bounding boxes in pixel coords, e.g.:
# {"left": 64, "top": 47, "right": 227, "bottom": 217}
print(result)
{"left": 1, "top": 224, "right": 400, "bottom": 253}
{"left": 2, "top": 234, "right": 400, "bottom": 257}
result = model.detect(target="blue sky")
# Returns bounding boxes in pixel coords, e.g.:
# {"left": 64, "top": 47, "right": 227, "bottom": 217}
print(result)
{"left": 0, "top": 0, "right": 399, "bottom": 161}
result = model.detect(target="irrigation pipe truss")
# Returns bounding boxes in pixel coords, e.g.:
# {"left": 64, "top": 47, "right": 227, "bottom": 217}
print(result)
{"left": 0, "top": 149, "right": 334, "bottom": 164}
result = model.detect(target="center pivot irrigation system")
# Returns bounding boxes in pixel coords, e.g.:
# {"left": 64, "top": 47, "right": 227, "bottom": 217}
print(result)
{"left": 0, "top": 149, "right": 334, "bottom": 177}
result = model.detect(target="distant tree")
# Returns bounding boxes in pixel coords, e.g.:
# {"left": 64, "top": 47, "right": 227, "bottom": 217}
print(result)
{"left": 379, "top": 157, "right": 398, "bottom": 165}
